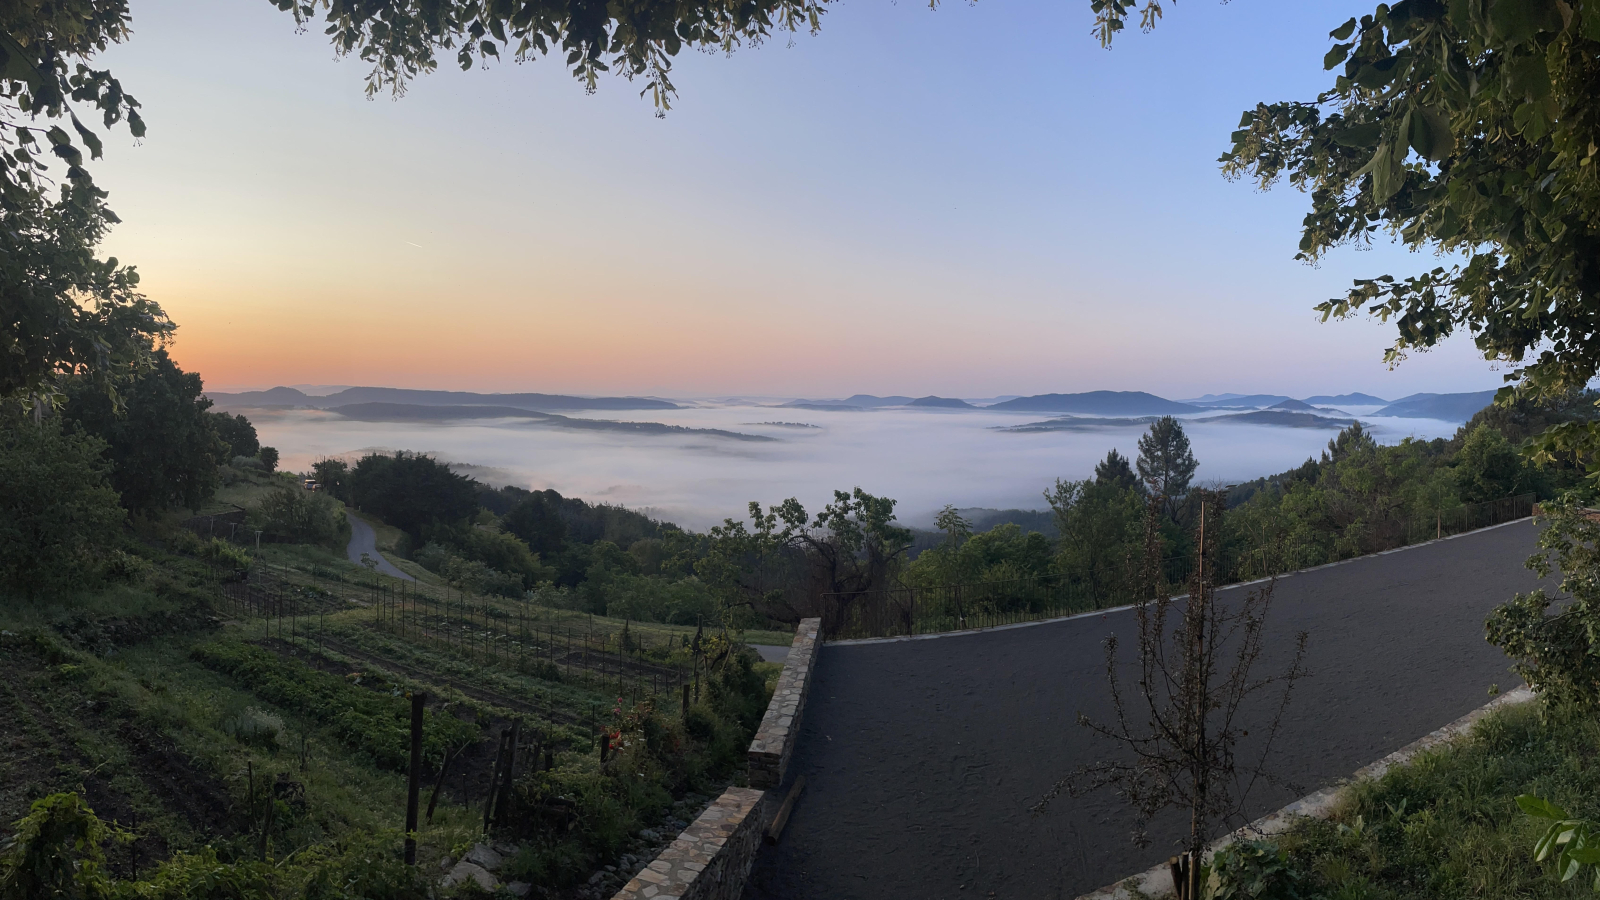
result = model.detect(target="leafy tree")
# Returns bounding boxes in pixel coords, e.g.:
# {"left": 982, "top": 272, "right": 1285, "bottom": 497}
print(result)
{"left": 0, "top": 418, "right": 124, "bottom": 597}
{"left": 257, "top": 445, "right": 279, "bottom": 473}
{"left": 0, "top": 3, "right": 172, "bottom": 407}
{"left": 1454, "top": 423, "right": 1536, "bottom": 503}
{"left": 1218, "top": 2, "right": 1600, "bottom": 466}
{"left": 60, "top": 350, "right": 223, "bottom": 514}
{"left": 1094, "top": 448, "right": 1141, "bottom": 492}
{"left": 1136, "top": 416, "right": 1198, "bottom": 518}
{"left": 252, "top": 482, "right": 347, "bottom": 547}
{"left": 700, "top": 488, "right": 911, "bottom": 627}
{"left": 1045, "top": 477, "right": 1143, "bottom": 602}
{"left": 502, "top": 491, "right": 569, "bottom": 558}
{"left": 346, "top": 451, "right": 477, "bottom": 539}
{"left": 310, "top": 457, "right": 349, "bottom": 499}
{"left": 209, "top": 411, "right": 259, "bottom": 458}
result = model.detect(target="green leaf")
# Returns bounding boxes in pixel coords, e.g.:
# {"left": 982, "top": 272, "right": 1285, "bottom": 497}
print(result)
{"left": 1519, "top": 794, "right": 1569, "bottom": 820}
{"left": 1325, "top": 43, "right": 1353, "bottom": 70}
{"left": 1488, "top": 0, "right": 1563, "bottom": 43}
{"left": 1408, "top": 107, "right": 1455, "bottom": 160}
{"left": 1567, "top": 844, "right": 1600, "bottom": 865}
{"left": 1330, "top": 17, "right": 1358, "bottom": 39}
{"left": 1537, "top": 822, "right": 1563, "bottom": 861}
{"left": 0, "top": 29, "right": 43, "bottom": 88}
{"left": 1333, "top": 121, "right": 1383, "bottom": 149}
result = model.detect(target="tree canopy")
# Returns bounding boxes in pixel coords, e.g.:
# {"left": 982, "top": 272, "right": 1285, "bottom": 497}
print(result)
{"left": 1218, "top": 1, "right": 1600, "bottom": 466}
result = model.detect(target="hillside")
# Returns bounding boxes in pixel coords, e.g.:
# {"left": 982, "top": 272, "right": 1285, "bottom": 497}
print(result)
{"left": 985, "top": 391, "right": 1200, "bottom": 415}
{"left": 208, "top": 386, "right": 679, "bottom": 412}
{"left": 1374, "top": 389, "right": 1498, "bottom": 421}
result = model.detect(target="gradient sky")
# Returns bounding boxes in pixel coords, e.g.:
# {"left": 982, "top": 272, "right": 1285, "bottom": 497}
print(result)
{"left": 88, "top": 0, "right": 1503, "bottom": 399}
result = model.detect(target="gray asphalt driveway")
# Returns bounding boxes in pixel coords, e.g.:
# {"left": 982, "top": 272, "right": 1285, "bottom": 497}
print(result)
{"left": 345, "top": 510, "right": 414, "bottom": 581}
{"left": 745, "top": 519, "right": 1550, "bottom": 900}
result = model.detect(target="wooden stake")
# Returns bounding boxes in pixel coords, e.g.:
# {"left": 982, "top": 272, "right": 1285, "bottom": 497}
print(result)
{"left": 405, "top": 692, "right": 424, "bottom": 865}
{"left": 764, "top": 776, "right": 808, "bottom": 845}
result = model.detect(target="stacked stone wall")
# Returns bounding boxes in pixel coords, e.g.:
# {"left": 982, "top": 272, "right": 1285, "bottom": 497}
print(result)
{"left": 747, "top": 617, "right": 821, "bottom": 789}
{"left": 610, "top": 787, "right": 765, "bottom": 900}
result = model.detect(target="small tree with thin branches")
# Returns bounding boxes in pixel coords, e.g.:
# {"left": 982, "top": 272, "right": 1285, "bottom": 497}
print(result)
{"left": 1035, "top": 490, "right": 1309, "bottom": 900}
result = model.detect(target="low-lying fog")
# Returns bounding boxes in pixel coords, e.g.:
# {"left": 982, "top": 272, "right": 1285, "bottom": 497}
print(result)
{"left": 247, "top": 404, "right": 1461, "bottom": 531}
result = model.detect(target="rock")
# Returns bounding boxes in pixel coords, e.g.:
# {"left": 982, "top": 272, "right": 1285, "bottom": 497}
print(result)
{"left": 439, "top": 856, "right": 455, "bottom": 871}
{"left": 493, "top": 841, "right": 518, "bottom": 856}
{"left": 505, "top": 882, "right": 531, "bottom": 897}
{"left": 588, "top": 871, "right": 606, "bottom": 885}
{"left": 465, "top": 843, "right": 504, "bottom": 872}
{"left": 439, "top": 861, "right": 498, "bottom": 892}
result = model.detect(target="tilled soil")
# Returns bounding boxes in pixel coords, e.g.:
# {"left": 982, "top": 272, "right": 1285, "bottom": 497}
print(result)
{"left": 745, "top": 520, "right": 1550, "bottom": 900}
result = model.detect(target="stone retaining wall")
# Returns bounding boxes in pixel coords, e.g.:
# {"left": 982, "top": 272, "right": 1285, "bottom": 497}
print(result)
{"left": 748, "top": 617, "right": 821, "bottom": 789}
{"left": 610, "top": 787, "right": 765, "bottom": 900}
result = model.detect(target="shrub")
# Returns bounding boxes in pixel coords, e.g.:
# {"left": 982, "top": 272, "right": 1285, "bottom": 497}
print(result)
{"left": 1208, "top": 839, "right": 1308, "bottom": 899}
{"left": 231, "top": 455, "right": 265, "bottom": 471}
{"left": 0, "top": 420, "right": 125, "bottom": 598}
{"left": 0, "top": 792, "right": 114, "bottom": 900}
{"left": 295, "top": 834, "right": 430, "bottom": 900}
{"left": 1486, "top": 495, "right": 1600, "bottom": 709}
{"left": 220, "top": 705, "right": 284, "bottom": 753}
{"left": 120, "top": 847, "right": 276, "bottom": 900}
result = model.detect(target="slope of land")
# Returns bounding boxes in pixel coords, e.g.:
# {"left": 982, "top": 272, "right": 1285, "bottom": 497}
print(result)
{"left": 207, "top": 385, "right": 679, "bottom": 412}
{"left": 985, "top": 391, "right": 1201, "bottom": 415}
{"left": 1375, "top": 389, "right": 1498, "bottom": 421}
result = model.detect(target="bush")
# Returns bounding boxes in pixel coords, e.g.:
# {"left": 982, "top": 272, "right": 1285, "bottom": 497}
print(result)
{"left": 122, "top": 847, "right": 276, "bottom": 900}
{"left": 252, "top": 484, "right": 347, "bottom": 548}
{"left": 295, "top": 834, "right": 430, "bottom": 900}
{"left": 232, "top": 455, "right": 265, "bottom": 471}
{"left": 1208, "top": 839, "right": 1308, "bottom": 899}
{"left": 0, "top": 420, "right": 125, "bottom": 598}
{"left": 1486, "top": 495, "right": 1600, "bottom": 710}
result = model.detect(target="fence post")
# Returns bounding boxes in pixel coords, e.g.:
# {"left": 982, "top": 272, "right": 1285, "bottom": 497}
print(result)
{"left": 405, "top": 691, "right": 424, "bottom": 865}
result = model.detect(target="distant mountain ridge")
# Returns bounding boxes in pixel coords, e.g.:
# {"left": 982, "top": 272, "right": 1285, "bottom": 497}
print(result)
{"left": 909, "top": 396, "right": 974, "bottom": 409}
{"left": 327, "top": 402, "right": 772, "bottom": 441}
{"left": 1186, "top": 394, "right": 1293, "bottom": 408}
{"left": 1304, "top": 392, "right": 1388, "bottom": 406}
{"left": 207, "top": 385, "right": 679, "bottom": 412}
{"left": 1374, "top": 390, "right": 1498, "bottom": 421}
{"left": 986, "top": 391, "right": 1201, "bottom": 415}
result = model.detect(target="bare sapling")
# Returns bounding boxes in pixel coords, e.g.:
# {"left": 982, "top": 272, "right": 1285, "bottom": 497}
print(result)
{"left": 1034, "top": 490, "right": 1309, "bottom": 900}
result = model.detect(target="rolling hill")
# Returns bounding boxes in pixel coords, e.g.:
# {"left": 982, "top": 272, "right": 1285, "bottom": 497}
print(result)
{"left": 1373, "top": 390, "right": 1497, "bottom": 421}
{"left": 207, "top": 386, "right": 679, "bottom": 412}
{"left": 985, "top": 391, "right": 1200, "bottom": 415}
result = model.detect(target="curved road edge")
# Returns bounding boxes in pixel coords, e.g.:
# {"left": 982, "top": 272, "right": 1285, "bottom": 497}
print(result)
{"left": 345, "top": 510, "right": 415, "bottom": 581}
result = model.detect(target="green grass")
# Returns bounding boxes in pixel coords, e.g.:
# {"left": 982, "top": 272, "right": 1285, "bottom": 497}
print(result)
{"left": 1268, "top": 699, "right": 1600, "bottom": 899}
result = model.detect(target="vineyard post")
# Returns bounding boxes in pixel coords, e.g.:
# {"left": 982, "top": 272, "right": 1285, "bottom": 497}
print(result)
{"left": 405, "top": 691, "right": 424, "bottom": 865}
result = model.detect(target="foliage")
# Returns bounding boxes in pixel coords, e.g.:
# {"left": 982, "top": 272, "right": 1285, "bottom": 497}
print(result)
{"left": 498, "top": 490, "right": 569, "bottom": 558}
{"left": 699, "top": 488, "right": 911, "bottom": 627}
{"left": 0, "top": 418, "right": 123, "bottom": 597}
{"left": 1208, "top": 839, "right": 1309, "bottom": 900}
{"left": 1137, "top": 416, "right": 1198, "bottom": 520}
{"left": 252, "top": 483, "right": 348, "bottom": 548}
{"left": 190, "top": 641, "right": 478, "bottom": 772}
{"left": 209, "top": 412, "right": 259, "bottom": 459}
{"left": 310, "top": 458, "right": 348, "bottom": 498}
{"left": 1517, "top": 794, "right": 1600, "bottom": 890}
{"left": 1261, "top": 699, "right": 1600, "bottom": 899}
{"left": 1095, "top": 448, "right": 1141, "bottom": 492}
{"left": 61, "top": 350, "right": 224, "bottom": 514}
{"left": 0, "top": 792, "right": 115, "bottom": 900}
{"left": 0, "top": 0, "right": 169, "bottom": 406}
{"left": 419, "top": 522, "right": 551, "bottom": 588}
{"left": 1455, "top": 423, "right": 1539, "bottom": 502}
{"left": 347, "top": 451, "right": 477, "bottom": 540}
{"left": 295, "top": 834, "right": 430, "bottom": 900}
{"left": 1044, "top": 477, "right": 1143, "bottom": 600}
{"left": 1486, "top": 495, "right": 1600, "bottom": 710}
{"left": 257, "top": 446, "right": 279, "bottom": 473}
{"left": 413, "top": 541, "right": 529, "bottom": 597}
{"left": 115, "top": 847, "right": 276, "bottom": 900}
{"left": 503, "top": 644, "right": 769, "bottom": 887}
{"left": 275, "top": 0, "right": 836, "bottom": 112}
{"left": 1220, "top": 2, "right": 1600, "bottom": 468}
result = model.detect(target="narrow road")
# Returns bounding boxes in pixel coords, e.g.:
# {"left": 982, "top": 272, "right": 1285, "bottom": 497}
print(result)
{"left": 745, "top": 519, "right": 1551, "bottom": 900}
{"left": 345, "top": 510, "right": 414, "bottom": 581}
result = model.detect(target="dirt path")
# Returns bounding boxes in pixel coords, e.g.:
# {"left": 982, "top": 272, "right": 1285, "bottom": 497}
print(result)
{"left": 345, "top": 511, "right": 414, "bottom": 581}
{"left": 745, "top": 520, "right": 1551, "bottom": 900}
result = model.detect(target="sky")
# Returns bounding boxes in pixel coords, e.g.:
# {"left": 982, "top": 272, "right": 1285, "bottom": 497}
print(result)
{"left": 87, "top": 0, "right": 1506, "bottom": 400}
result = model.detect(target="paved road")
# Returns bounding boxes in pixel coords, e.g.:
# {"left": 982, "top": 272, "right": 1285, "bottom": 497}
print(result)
{"left": 745, "top": 520, "right": 1551, "bottom": 900}
{"left": 345, "top": 511, "right": 414, "bottom": 581}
